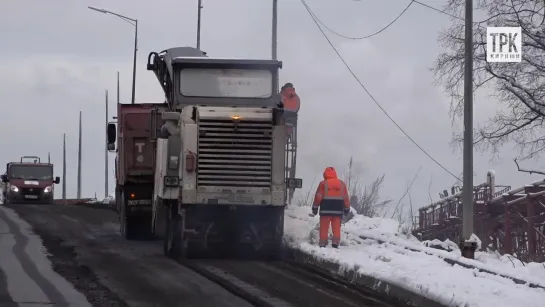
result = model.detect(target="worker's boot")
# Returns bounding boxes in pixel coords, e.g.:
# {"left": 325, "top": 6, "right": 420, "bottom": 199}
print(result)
{"left": 319, "top": 239, "right": 328, "bottom": 248}
{"left": 332, "top": 244, "right": 339, "bottom": 249}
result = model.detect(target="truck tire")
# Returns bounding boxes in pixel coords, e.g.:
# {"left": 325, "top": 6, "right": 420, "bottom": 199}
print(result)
{"left": 164, "top": 205, "right": 183, "bottom": 259}
{"left": 119, "top": 191, "right": 138, "bottom": 240}
{"left": 266, "top": 207, "right": 285, "bottom": 260}
{"left": 115, "top": 187, "right": 122, "bottom": 214}
{"left": 121, "top": 217, "right": 137, "bottom": 240}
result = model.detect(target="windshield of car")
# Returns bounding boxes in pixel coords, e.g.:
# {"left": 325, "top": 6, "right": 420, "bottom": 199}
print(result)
{"left": 9, "top": 165, "right": 53, "bottom": 180}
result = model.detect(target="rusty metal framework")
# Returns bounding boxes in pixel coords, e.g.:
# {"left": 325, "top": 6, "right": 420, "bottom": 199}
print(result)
{"left": 412, "top": 172, "right": 545, "bottom": 262}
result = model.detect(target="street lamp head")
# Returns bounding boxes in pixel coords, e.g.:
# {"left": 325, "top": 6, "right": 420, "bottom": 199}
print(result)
{"left": 88, "top": 6, "right": 107, "bottom": 14}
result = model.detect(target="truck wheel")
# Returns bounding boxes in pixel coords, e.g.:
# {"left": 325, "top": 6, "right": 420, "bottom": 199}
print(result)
{"left": 119, "top": 191, "right": 137, "bottom": 240}
{"left": 121, "top": 217, "right": 136, "bottom": 240}
{"left": 267, "top": 207, "right": 285, "bottom": 260}
{"left": 115, "top": 187, "right": 122, "bottom": 214}
{"left": 164, "top": 205, "right": 183, "bottom": 259}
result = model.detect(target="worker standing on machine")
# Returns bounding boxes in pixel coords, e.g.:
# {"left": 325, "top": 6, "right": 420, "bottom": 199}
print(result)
{"left": 280, "top": 83, "right": 300, "bottom": 141}
{"left": 280, "top": 82, "right": 300, "bottom": 119}
{"left": 312, "top": 167, "right": 350, "bottom": 248}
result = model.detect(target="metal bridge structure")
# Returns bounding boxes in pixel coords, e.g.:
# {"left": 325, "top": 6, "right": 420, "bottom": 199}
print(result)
{"left": 412, "top": 171, "right": 545, "bottom": 262}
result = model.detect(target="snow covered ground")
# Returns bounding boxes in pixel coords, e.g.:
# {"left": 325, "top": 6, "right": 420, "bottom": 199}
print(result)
{"left": 284, "top": 205, "right": 545, "bottom": 307}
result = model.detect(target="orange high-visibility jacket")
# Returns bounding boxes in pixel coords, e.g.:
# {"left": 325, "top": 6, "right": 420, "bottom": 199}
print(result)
{"left": 312, "top": 167, "right": 350, "bottom": 216}
{"left": 281, "top": 87, "right": 300, "bottom": 113}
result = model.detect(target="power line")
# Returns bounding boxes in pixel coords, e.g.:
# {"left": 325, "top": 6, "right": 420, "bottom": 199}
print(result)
{"left": 315, "top": 0, "right": 484, "bottom": 41}
{"left": 411, "top": 0, "right": 486, "bottom": 28}
{"left": 412, "top": 0, "right": 461, "bottom": 20}
{"left": 308, "top": 1, "right": 415, "bottom": 40}
{"left": 299, "top": 0, "right": 460, "bottom": 181}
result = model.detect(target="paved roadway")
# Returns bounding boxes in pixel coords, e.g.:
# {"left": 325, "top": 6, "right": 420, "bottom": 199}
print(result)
{"left": 1, "top": 204, "right": 253, "bottom": 307}
{"left": 0, "top": 205, "right": 90, "bottom": 306}
{"left": 1, "top": 203, "right": 404, "bottom": 307}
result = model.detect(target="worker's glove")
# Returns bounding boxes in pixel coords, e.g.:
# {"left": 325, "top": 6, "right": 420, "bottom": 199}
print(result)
{"left": 343, "top": 208, "right": 350, "bottom": 215}
{"left": 312, "top": 207, "right": 318, "bottom": 215}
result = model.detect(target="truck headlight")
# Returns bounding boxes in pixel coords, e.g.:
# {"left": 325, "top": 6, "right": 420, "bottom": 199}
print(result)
{"left": 10, "top": 185, "right": 18, "bottom": 192}
{"left": 44, "top": 186, "right": 52, "bottom": 193}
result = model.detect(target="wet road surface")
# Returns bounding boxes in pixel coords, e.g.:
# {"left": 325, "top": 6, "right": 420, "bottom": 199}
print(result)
{"left": 6, "top": 203, "right": 253, "bottom": 307}
{"left": 5, "top": 203, "right": 406, "bottom": 307}
{"left": 0, "top": 205, "right": 90, "bottom": 306}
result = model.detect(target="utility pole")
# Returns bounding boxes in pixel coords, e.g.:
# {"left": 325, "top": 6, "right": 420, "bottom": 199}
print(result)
{"left": 461, "top": 0, "right": 476, "bottom": 259}
{"left": 197, "top": 0, "right": 203, "bottom": 49}
{"left": 272, "top": 0, "right": 279, "bottom": 94}
{"left": 105, "top": 90, "right": 109, "bottom": 198}
{"left": 77, "top": 111, "right": 82, "bottom": 199}
{"left": 62, "top": 133, "right": 67, "bottom": 200}
{"left": 88, "top": 7, "right": 137, "bottom": 105}
{"left": 272, "top": 0, "right": 278, "bottom": 60}
{"left": 131, "top": 20, "right": 138, "bottom": 104}
{"left": 117, "top": 72, "right": 120, "bottom": 106}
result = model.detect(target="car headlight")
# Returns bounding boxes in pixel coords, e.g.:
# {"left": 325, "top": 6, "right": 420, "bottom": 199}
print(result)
{"left": 44, "top": 186, "right": 52, "bottom": 193}
{"left": 10, "top": 185, "right": 18, "bottom": 192}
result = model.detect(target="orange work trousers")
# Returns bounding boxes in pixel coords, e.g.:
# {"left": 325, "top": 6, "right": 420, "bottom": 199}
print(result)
{"left": 319, "top": 216, "right": 342, "bottom": 247}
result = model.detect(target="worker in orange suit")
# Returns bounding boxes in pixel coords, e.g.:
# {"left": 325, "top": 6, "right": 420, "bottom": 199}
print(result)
{"left": 280, "top": 83, "right": 300, "bottom": 122}
{"left": 312, "top": 167, "right": 350, "bottom": 248}
{"left": 281, "top": 83, "right": 300, "bottom": 111}
{"left": 280, "top": 83, "right": 300, "bottom": 143}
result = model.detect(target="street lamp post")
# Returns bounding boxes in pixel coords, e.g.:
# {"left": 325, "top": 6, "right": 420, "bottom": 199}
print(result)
{"left": 88, "top": 6, "right": 138, "bottom": 105}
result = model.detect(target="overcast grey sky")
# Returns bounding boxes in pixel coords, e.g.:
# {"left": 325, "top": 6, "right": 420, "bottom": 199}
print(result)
{"left": 1, "top": 0, "right": 542, "bottom": 212}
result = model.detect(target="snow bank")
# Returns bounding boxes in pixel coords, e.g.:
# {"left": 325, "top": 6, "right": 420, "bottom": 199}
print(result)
{"left": 85, "top": 195, "right": 115, "bottom": 206}
{"left": 284, "top": 205, "right": 545, "bottom": 307}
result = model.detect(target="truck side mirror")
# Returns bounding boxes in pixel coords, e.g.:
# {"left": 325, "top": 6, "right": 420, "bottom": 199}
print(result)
{"left": 54, "top": 176, "right": 60, "bottom": 184}
{"left": 107, "top": 123, "right": 116, "bottom": 144}
{"left": 1, "top": 174, "right": 7, "bottom": 183}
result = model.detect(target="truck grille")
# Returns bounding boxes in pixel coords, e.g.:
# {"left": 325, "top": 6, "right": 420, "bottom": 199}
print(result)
{"left": 197, "top": 118, "right": 273, "bottom": 188}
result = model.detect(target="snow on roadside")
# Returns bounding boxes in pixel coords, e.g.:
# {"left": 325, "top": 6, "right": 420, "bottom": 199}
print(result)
{"left": 423, "top": 238, "right": 545, "bottom": 282}
{"left": 284, "top": 205, "right": 545, "bottom": 307}
{"left": 86, "top": 195, "right": 115, "bottom": 205}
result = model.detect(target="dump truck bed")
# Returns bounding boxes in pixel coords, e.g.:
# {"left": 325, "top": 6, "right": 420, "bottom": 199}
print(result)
{"left": 117, "top": 103, "right": 166, "bottom": 183}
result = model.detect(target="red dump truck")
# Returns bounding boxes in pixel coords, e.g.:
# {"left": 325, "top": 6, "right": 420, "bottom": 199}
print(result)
{"left": 108, "top": 103, "right": 167, "bottom": 238}
{"left": 1, "top": 156, "right": 60, "bottom": 204}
